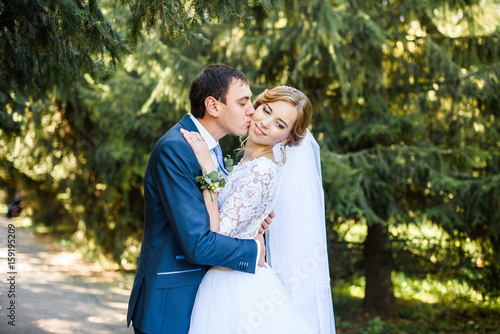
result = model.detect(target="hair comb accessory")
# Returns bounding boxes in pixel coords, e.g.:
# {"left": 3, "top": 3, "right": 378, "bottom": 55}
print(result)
{"left": 276, "top": 85, "right": 298, "bottom": 92}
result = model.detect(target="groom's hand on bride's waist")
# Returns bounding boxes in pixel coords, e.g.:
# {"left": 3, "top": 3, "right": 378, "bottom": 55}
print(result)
{"left": 256, "top": 210, "right": 274, "bottom": 267}
{"left": 258, "top": 210, "right": 275, "bottom": 234}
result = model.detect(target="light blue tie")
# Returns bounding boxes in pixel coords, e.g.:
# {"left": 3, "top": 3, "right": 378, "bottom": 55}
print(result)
{"left": 212, "top": 144, "right": 229, "bottom": 176}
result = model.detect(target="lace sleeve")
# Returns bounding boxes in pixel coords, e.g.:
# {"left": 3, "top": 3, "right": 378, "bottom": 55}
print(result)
{"left": 218, "top": 159, "right": 281, "bottom": 239}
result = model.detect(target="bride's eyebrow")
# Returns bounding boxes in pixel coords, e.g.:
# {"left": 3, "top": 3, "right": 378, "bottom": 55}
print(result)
{"left": 266, "top": 104, "right": 289, "bottom": 128}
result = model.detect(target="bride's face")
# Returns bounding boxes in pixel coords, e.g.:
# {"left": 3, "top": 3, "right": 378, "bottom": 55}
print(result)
{"left": 249, "top": 100, "right": 298, "bottom": 147}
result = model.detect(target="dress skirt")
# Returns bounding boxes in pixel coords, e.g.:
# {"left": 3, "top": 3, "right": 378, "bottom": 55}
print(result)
{"left": 189, "top": 264, "right": 313, "bottom": 334}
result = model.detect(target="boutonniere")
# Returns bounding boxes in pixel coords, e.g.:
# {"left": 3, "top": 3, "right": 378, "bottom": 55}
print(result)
{"left": 195, "top": 155, "right": 235, "bottom": 202}
{"left": 196, "top": 171, "right": 227, "bottom": 193}
{"left": 224, "top": 155, "right": 235, "bottom": 173}
{"left": 196, "top": 170, "right": 226, "bottom": 202}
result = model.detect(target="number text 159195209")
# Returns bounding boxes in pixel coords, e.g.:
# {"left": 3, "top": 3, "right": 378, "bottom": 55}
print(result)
{"left": 7, "top": 223, "right": 16, "bottom": 326}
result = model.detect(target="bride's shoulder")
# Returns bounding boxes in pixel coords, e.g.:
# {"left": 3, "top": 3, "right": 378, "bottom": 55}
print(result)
{"left": 245, "top": 156, "right": 280, "bottom": 175}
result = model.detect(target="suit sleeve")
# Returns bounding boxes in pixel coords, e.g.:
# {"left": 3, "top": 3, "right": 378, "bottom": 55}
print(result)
{"left": 154, "top": 135, "right": 258, "bottom": 273}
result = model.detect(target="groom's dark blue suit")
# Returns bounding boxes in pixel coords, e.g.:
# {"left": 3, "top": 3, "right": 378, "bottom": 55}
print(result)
{"left": 127, "top": 115, "right": 258, "bottom": 333}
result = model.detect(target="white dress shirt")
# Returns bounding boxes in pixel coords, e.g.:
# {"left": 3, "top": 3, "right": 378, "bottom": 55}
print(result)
{"left": 189, "top": 115, "right": 219, "bottom": 169}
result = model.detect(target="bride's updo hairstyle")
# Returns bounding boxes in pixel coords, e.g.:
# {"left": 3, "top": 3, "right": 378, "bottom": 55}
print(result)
{"left": 253, "top": 86, "right": 312, "bottom": 147}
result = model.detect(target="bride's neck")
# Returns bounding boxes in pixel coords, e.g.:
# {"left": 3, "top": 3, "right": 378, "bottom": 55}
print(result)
{"left": 242, "top": 140, "right": 275, "bottom": 162}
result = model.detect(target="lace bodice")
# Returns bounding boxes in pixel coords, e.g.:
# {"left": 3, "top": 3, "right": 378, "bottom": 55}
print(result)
{"left": 218, "top": 157, "right": 282, "bottom": 239}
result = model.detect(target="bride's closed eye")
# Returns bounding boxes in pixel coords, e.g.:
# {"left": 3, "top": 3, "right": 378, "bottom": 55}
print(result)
{"left": 263, "top": 106, "right": 287, "bottom": 129}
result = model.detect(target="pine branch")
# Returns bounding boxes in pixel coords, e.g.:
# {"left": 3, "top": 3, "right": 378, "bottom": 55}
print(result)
{"left": 123, "top": 0, "right": 279, "bottom": 45}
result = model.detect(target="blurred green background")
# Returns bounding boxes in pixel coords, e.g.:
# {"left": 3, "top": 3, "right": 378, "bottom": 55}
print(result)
{"left": 1, "top": 0, "right": 499, "bottom": 332}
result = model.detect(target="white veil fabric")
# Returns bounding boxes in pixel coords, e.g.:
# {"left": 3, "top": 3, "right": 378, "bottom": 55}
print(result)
{"left": 268, "top": 129, "right": 335, "bottom": 334}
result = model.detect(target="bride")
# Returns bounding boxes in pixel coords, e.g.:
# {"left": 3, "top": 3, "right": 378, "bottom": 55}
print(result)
{"left": 181, "top": 86, "right": 333, "bottom": 333}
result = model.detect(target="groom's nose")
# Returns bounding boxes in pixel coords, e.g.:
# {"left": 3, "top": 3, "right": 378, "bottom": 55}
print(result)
{"left": 245, "top": 103, "right": 255, "bottom": 116}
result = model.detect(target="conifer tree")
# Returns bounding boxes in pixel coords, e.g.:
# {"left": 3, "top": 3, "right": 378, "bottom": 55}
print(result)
{"left": 1, "top": 0, "right": 499, "bottom": 315}
{"left": 121, "top": 0, "right": 278, "bottom": 45}
{"left": 0, "top": 0, "right": 279, "bottom": 264}
{"left": 234, "top": 0, "right": 500, "bottom": 312}
{"left": 0, "top": 0, "right": 129, "bottom": 131}
{"left": 171, "top": 0, "right": 500, "bottom": 312}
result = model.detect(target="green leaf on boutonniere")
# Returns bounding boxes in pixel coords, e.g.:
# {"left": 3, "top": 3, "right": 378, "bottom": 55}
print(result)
{"left": 225, "top": 155, "right": 234, "bottom": 173}
{"left": 196, "top": 170, "right": 228, "bottom": 195}
{"left": 208, "top": 171, "right": 219, "bottom": 181}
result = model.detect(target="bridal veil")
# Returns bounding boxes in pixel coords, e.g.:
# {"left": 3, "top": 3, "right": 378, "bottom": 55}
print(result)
{"left": 268, "top": 129, "right": 336, "bottom": 333}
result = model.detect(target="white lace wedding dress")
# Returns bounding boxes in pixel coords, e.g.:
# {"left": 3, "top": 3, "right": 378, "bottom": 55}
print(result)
{"left": 188, "top": 156, "right": 313, "bottom": 334}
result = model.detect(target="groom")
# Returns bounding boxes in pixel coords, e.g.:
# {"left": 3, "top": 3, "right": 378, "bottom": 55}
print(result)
{"left": 127, "top": 64, "right": 270, "bottom": 334}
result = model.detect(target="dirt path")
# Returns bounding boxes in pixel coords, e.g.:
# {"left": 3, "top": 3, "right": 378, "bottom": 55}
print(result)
{"left": 0, "top": 216, "right": 134, "bottom": 333}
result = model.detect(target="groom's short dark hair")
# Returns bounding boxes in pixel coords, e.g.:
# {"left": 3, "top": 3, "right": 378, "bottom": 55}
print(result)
{"left": 189, "top": 64, "right": 249, "bottom": 118}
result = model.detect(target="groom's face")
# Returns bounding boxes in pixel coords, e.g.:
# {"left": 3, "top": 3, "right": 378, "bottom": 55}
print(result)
{"left": 216, "top": 79, "right": 255, "bottom": 137}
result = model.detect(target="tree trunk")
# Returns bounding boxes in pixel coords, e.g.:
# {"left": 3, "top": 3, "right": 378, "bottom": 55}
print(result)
{"left": 362, "top": 222, "right": 396, "bottom": 314}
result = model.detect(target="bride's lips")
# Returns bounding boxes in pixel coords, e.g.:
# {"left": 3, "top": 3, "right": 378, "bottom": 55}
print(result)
{"left": 254, "top": 124, "right": 266, "bottom": 136}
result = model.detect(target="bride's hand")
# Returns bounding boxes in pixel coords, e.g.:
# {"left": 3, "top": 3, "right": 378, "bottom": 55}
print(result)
{"left": 180, "top": 129, "right": 217, "bottom": 172}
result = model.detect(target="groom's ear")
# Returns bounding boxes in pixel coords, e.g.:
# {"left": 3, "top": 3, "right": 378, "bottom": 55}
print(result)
{"left": 204, "top": 97, "right": 220, "bottom": 118}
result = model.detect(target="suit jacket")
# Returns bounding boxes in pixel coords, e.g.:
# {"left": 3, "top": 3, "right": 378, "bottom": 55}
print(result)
{"left": 127, "top": 115, "right": 258, "bottom": 333}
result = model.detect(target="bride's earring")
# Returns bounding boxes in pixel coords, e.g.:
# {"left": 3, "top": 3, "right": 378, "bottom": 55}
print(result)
{"left": 280, "top": 141, "right": 287, "bottom": 165}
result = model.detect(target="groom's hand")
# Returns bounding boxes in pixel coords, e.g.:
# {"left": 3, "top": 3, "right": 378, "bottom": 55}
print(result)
{"left": 258, "top": 210, "right": 275, "bottom": 234}
{"left": 255, "top": 233, "right": 266, "bottom": 267}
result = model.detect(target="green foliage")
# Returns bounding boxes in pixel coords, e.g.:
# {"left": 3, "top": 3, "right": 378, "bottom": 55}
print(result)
{"left": 0, "top": 0, "right": 129, "bottom": 133}
{"left": 1, "top": 0, "right": 500, "bottom": 312}
{"left": 122, "top": 0, "right": 279, "bottom": 45}
{"left": 333, "top": 279, "right": 500, "bottom": 333}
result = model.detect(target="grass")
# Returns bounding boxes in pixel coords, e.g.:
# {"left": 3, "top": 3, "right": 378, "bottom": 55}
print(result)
{"left": 333, "top": 279, "right": 500, "bottom": 333}
{"left": 0, "top": 203, "right": 7, "bottom": 215}
{"left": 332, "top": 219, "right": 500, "bottom": 333}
